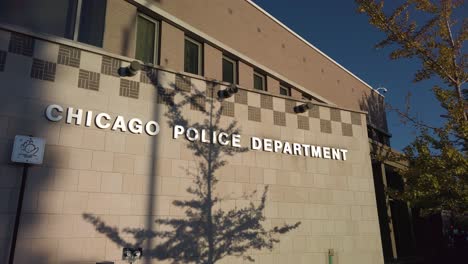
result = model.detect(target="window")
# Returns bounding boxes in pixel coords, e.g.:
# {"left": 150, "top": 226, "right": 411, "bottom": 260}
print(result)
{"left": 280, "top": 85, "right": 291, "bottom": 96}
{"left": 253, "top": 72, "right": 266, "bottom": 91}
{"left": 222, "top": 56, "right": 237, "bottom": 84}
{"left": 184, "top": 36, "right": 202, "bottom": 75}
{"left": 76, "top": 0, "right": 107, "bottom": 47}
{"left": 135, "top": 14, "right": 159, "bottom": 64}
{"left": 0, "top": 0, "right": 106, "bottom": 47}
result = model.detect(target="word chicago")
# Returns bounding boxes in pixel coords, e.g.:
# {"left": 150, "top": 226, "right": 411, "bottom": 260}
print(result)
{"left": 45, "top": 104, "right": 160, "bottom": 135}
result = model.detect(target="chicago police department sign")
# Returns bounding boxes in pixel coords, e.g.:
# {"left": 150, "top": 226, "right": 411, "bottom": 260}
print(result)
{"left": 45, "top": 104, "right": 348, "bottom": 161}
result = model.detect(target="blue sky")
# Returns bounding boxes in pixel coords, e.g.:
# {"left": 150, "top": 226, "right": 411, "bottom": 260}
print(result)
{"left": 252, "top": 0, "right": 449, "bottom": 151}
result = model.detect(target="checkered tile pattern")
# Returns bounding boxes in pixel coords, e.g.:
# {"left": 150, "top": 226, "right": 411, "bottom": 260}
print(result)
{"left": 297, "top": 115, "right": 309, "bottom": 130}
{"left": 351, "top": 112, "right": 362, "bottom": 125}
{"left": 309, "top": 105, "right": 320, "bottom": 118}
{"left": 260, "top": 94, "right": 273, "bottom": 109}
{"left": 78, "top": 69, "right": 100, "bottom": 91}
{"left": 205, "top": 82, "right": 220, "bottom": 98}
{"left": 235, "top": 89, "right": 248, "bottom": 104}
{"left": 273, "top": 111, "right": 286, "bottom": 126}
{"left": 330, "top": 108, "right": 341, "bottom": 122}
{"left": 342, "top": 123, "right": 353, "bottom": 137}
{"left": 248, "top": 106, "right": 261, "bottom": 122}
{"left": 101, "top": 56, "right": 121, "bottom": 77}
{"left": 221, "top": 101, "right": 235, "bottom": 117}
{"left": 190, "top": 94, "right": 206, "bottom": 112}
{"left": 120, "top": 79, "right": 139, "bottom": 99}
{"left": 320, "top": 119, "right": 332, "bottom": 134}
{"left": 58, "top": 45, "right": 81, "bottom": 68}
{"left": 30, "top": 58, "right": 56, "bottom": 81}
{"left": 9, "top": 32, "right": 34, "bottom": 56}
{"left": 175, "top": 74, "right": 191, "bottom": 92}
{"left": 157, "top": 88, "right": 175, "bottom": 106}
{"left": 4, "top": 31, "right": 366, "bottom": 138}
{"left": 140, "top": 66, "right": 157, "bottom": 84}
{"left": 285, "top": 99, "right": 296, "bottom": 114}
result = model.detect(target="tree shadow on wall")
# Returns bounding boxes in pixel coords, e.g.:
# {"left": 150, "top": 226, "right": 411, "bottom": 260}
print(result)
{"left": 84, "top": 69, "right": 300, "bottom": 263}
{"left": 359, "top": 90, "right": 388, "bottom": 132}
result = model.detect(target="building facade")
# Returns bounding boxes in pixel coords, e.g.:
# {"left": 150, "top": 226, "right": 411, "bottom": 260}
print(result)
{"left": 0, "top": 0, "right": 392, "bottom": 263}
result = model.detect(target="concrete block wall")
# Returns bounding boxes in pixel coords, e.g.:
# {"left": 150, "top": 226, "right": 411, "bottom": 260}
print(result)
{"left": 0, "top": 28, "right": 384, "bottom": 264}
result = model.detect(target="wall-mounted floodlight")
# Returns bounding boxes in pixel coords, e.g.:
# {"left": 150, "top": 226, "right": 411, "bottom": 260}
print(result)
{"left": 122, "top": 247, "right": 142, "bottom": 263}
{"left": 375, "top": 87, "right": 388, "bottom": 94}
{"left": 217, "top": 84, "right": 239, "bottom": 99}
{"left": 119, "top": 61, "right": 141, "bottom": 77}
{"left": 294, "top": 102, "right": 313, "bottom": 113}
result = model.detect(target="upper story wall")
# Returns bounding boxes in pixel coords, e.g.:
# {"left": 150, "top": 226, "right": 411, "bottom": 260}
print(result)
{"left": 128, "top": 0, "right": 388, "bottom": 133}
{"left": 142, "top": 0, "right": 378, "bottom": 112}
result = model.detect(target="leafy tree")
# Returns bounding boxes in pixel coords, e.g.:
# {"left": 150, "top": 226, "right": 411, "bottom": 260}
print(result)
{"left": 84, "top": 79, "right": 299, "bottom": 264}
{"left": 355, "top": 0, "right": 467, "bottom": 217}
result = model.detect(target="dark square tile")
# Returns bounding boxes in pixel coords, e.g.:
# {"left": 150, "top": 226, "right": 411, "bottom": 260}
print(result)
{"left": 57, "top": 45, "right": 81, "bottom": 67}
{"left": 120, "top": 79, "right": 139, "bottom": 99}
{"left": 273, "top": 111, "right": 286, "bottom": 126}
{"left": 78, "top": 69, "right": 100, "bottom": 91}
{"left": 248, "top": 106, "right": 261, "bottom": 122}
{"left": 320, "top": 119, "right": 332, "bottom": 134}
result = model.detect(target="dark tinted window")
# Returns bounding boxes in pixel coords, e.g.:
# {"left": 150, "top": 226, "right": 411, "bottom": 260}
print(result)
{"left": 253, "top": 72, "right": 265, "bottom": 90}
{"left": 280, "top": 86, "right": 290, "bottom": 96}
{"left": 0, "top": 0, "right": 106, "bottom": 47}
{"left": 222, "top": 57, "right": 236, "bottom": 83}
{"left": 184, "top": 37, "right": 201, "bottom": 75}
{"left": 135, "top": 15, "right": 158, "bottom": 64}
{"left": 78, "top": 0, "right": 106, "bottom": 47}
{"left": 0, "top": 0, "right": 77, "bottom": 39}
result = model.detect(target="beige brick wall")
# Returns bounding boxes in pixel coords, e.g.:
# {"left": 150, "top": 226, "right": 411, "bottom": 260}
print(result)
{"left": 204, "top": 43, "right": 222, "bottom": 81}
{"left": 160, "top": 21, "right": 184, "bottom": 72}
{"left": 103, "top": 0, "right": 137, "bottom": 58}
{"left": 0, "top": 29, "right": 383, "bottom": 264}
{"left": 238, "top": 61, "right": 253, "bottom": 89}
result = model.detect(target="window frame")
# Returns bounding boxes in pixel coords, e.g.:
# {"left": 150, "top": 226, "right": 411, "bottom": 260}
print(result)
{"left": 135, "top": 13, "right": 160, "bottom": 65}
{"left": 222, "top": 55, "right": 237, "bottom": 84}
{"left": 73, "top": 0, "right": 106, "bottom": 46}
{"left": 184, "top": 36, "right": 203, "bottom": 75}
{"left": 253, "top": 71, "right": 266, "bottom": 91}
{"left": 279, "top": 85, "right": 291, "bottom": 97}
{"left": 72, "top": 0, "right": 83, "bottom": 41}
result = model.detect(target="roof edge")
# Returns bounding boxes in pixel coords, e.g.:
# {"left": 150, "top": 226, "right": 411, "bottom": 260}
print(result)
{"left": 246, "top": 0, "right": 382, "bottom": 97}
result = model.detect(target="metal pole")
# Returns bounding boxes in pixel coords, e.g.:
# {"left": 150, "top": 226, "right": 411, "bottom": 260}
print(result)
{"left": 328, "top": 249, "right": 334, "bottom": 264}
{"left": 8, "top": 164, "right": 29, "bottom": 264}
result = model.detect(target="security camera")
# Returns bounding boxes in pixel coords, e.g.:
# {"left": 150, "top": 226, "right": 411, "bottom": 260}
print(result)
{"left": 375, "top": 87, "right": 388, "bottom": 94}
{"left": 119, "top": 61, "right": 141, "bottom": 77}
{"left": 294, "top": 102, "right": 313, "bottom": 113}
{"left": 217, "top": 84, "right": 239, "bottom": 99}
